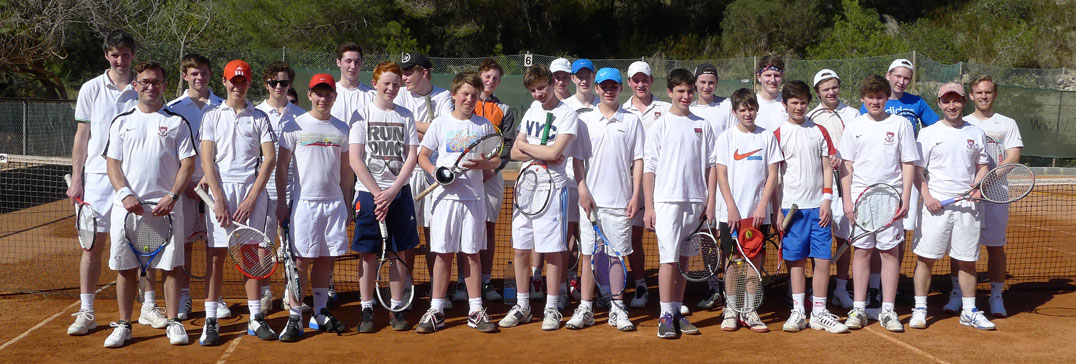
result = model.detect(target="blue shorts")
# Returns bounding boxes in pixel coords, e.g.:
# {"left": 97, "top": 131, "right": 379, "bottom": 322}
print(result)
{"left": 781, "top": 207, "right": 833, "bottom": 261}
{"left": 351, "top": 187, "right": 421, "bottom": 253}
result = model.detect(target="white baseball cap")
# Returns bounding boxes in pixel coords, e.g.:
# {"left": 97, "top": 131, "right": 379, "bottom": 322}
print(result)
{"left": 888, "top": 58, "right": 914, "bottom": 73}
{"left": 812, "top": 69, "right": 840, "bottom": 87}
{"left": 550, "top": 58, "right": 571, "bottom": 74}
{"left": 627, "top": 61, "right": 652, "bottom": 77}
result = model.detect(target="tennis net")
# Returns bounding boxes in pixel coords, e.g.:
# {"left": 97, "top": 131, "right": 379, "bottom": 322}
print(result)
{"left": 2, "top": 153, "right": 1074, "bottom": 298}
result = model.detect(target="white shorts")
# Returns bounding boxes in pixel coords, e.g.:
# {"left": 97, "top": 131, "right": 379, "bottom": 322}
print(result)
{"left": 579, "top": 206, "right": 632, "bottom": 255}
{"left": 512, "top": 188, "right": 567, "bottom": 253}
{"left": 429, "top": 199, "right": 486, "bottom": 254}
{"left": 205, "top": 183, "right": 270, "bottom": 248}
{"left": 484, "top": 173, "right": 504, "bottom": 224}
{"left": 913, "top": 200, "right": 980, "bottom": 262}
{"left": 289, "top": 199, "right": 348, "bottom": 258}
{"left": 849, "top": 187, "right": 905, "bottom": 251}
{"left": 108, "top": 199, "right": 186, "bottom": 271}
{"left": 410, "top": 167, "right": 433, "bottom": 227}
{"left": 654, "top": 201, "right": 704, "bottom": 264}
{"left": 830, "top": 195, "right": 851, "bottom": 240}
{"left": 83, "top": 173, "right": 114, "bottom": 231}
{"left": 902, "top": 188, "right": 920, "bottom": 230}
{"left": 979, "top": 202, "right": 1009, "bottom": 247}
{"left": 566, "top": 188, "right": 579, "bottom": 223}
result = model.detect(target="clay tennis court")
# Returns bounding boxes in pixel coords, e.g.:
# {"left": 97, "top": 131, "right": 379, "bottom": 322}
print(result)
{"left": 2, "top": 158, "right": 1075, "bottom": 362}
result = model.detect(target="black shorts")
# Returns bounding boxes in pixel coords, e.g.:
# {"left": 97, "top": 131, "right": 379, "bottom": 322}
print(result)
{"left": 351, "top": 187, "right": 421, "bottom": 253}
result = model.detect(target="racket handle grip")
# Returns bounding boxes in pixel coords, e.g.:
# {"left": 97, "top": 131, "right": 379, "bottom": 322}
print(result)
{"left": 781, "top": 204, "right": 799, "bottom": 231}
{"left": 193, "top": 186, "right": 215, "bottom": 205}
{"left": 939, "top": 197, "right": 957, "bottom": 206}
{"left": 378, "top": 221, "right": 389, "bottom": 238}
{"left": 414, "top": 182, "right": 439, "bottom": 201}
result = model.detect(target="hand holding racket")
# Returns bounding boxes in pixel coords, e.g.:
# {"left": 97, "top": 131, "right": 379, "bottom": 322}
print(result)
{"left": 833, "top": 183, "right": 902, "bottom": 259}
{"left": 64, "top": 174, "right": 97, "bottom": 251}
{"left": 194, "top": 186, "right": 278, "bottom": 280}
{"left": 940, "top": 163, "right": 1034, "bottom": 207}
{"left": 414, "top": 133, "right": 504, "bottom": 200}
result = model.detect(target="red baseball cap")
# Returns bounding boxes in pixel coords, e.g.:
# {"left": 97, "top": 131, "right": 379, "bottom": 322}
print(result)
{"left": 223, "top": 60, "right": 251, "bottom": 81}
{"left": 309, "top": 73, "right": 336, "bottom": 90}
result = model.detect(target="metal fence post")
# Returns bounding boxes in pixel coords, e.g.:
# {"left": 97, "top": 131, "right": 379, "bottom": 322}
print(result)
{"left": 22, "top": 100, "right": 28, "bottom": 155}
{"left": 282, "top": 46, "right": 286, "bottom": 62}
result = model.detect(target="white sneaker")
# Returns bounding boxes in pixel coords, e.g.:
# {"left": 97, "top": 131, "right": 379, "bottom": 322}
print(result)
{"left": 942, "top": 290, "right": 962, "bottom": 313}
{"left": 960, "top": 308, "right": 996, "bottom": 330}
{"left": 611, "top": 306, "right": 635, "bottom": 331}
{"left": 831, "top": 289, "right": 853, "bottom": 309}
{"left": 103, "top": 321, "right": 132, "bottom": 348}
{"left": 910, "top": 307, "right": 928, "bottom": 329}
{"left": 878, "top": 309, "right": 904, "bottom": 332}
{"left": 845, "top": 307, "right": 867, "bottom": 329}
{"left": 451, "top": 281, "right": 468, "bottom": 302}
{"left": 138, "top": 304, "right": 167, "bottom": 329}
{"left": 565, "top": 306, "right": 594, "bottom": 329}
{"left": 166, "top": 319, "right": 188, "bottom": 345}
{"left": 783, "top": 310, "right": 807, "bottom": 332}
{"left": 177, "top": 294, "right": 192, "bottom": 320}
{"left": 216, "top": 298, "right": 231, "bottom": 319}
{"left": 67, "top": 310, "right": 97, "bottom": 335}
{"left": 260, "top": 287, "right": 274, "bottom": 313}
{"left": 542, "top": 308, "right": 563, "bottom": 331}
{"left": 721, "top": 310, "right": 739, "bottom": 331}
{"left": 680, "top": 305, "right": 691, "bottom": 316}
{"left": 989, "top": 295, "right": 1008, "bottom": 318}
{"left": 498, "top": 305, "right": 532, "bottom": 328}
{"left": 810, "top": 310, "right": 849, "bottom": 333}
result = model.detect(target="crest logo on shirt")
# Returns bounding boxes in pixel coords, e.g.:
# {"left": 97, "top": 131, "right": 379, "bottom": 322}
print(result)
{"left": 654, "top": 112, "right": 661, "bottom": 120}
{"left": 967, "top": 139, "right": 976, "bottom": 150}
{"left": 885, "top": 131, "right": 895, "bottom": 143}
{"left": 158, "top": 126, "right": 168, "bottom": 136}
{"left": 694, "top": 127, "right": 702, "bottom": 136}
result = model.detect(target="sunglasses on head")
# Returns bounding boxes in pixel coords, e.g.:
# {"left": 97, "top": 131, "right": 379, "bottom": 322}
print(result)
{"left": 266, "top": 80, "right": 291, "bottom": 88}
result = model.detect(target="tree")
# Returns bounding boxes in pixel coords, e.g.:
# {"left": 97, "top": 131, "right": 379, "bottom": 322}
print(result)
{"left": 0, "top": 0, "right": 85, "bottom": 98}
{"left": 807, "top": 0, "right": 907, "bottom": 59}
{"left": 720, "top": 0, "right": 829, "bottom": 57}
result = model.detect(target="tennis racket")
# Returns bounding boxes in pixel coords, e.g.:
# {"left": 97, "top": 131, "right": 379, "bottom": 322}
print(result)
{"left": 375, "top": 219, "right": 415, "bottom": 312}
{"left": 280, "top": 219, "right": 301, "bottom": 307}
{"left": 759, "top": 204, "right": 798, "bottom": 285}
{"left": 414, "top": 133, "right": 504, "bottom": 200}
{"left": 588, "top": 210, "right": 628, "bottom": 301}
{"left": 567, "top": 228, "right": 580, "bottom": 272}
{"left": 63, "top": 174, "right": 97, "bottom": 251}
{"left": 940, "top": 163, "right": 1035, "bottom": 206}
{"left": 124, "top": 201, "right": 173, "bottom": 287}
{"left": 983, "top": 135, "right": 1005, "bottom": 169}
{"left": 678, "top": 219, "right": 720, "bottom": 282}
{"left": 514, "top": 162, "right": 554, "bottom": 216}
{"left": 182, "top": 203, "right": 208, "bottom": 280}
{"left": 193, "top": 186, "right": 278, "bottom": 280}
{"left": 896, "top": 109, "right": 922, "bottom": 136}
{"left": 833, "top": 183, "right": 902, "bottom": 259}
{"left": 724, "top": 227, "right": 764, "bottom": 313}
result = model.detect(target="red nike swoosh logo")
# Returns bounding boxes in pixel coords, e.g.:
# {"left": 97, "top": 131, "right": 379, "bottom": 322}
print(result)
{"left": 733, "top": 149, "right": 762, "bottom": 160}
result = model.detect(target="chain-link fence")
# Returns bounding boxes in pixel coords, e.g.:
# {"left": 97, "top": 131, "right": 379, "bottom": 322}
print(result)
{"left": 2, "top": 47, "right": 1075, "bottom": 158}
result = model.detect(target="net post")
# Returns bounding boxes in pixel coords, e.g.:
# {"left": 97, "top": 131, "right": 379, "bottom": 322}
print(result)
{"left": 22, "top": 100, "right": 28, "bottom": 155}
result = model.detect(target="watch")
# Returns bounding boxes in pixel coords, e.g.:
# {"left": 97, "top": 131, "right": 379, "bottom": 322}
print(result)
{"left": 168, "top": 192, "right": 180, "bottom": 200}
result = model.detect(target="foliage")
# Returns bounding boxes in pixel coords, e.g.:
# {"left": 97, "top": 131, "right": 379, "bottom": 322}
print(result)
{"left": 807, "top": 0, "right": 907, "bottom": 59}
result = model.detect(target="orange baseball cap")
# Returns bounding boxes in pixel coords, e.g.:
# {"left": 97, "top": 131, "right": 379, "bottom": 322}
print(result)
{"left": 223, "top": 59, "right": 251, "bottom": 81}
{"left": 309, "top": 73, "right": 336, "bottom": 90}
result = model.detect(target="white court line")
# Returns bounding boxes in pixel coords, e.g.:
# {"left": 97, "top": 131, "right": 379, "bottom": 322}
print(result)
{"left": 865, "top": 326, "right": 951, "bottom": 364}
{"left": 216, "top": 334, "right": 244, "bottom": 364}
{"left": 0, "top": 282, "right": 115, "bottom": 352}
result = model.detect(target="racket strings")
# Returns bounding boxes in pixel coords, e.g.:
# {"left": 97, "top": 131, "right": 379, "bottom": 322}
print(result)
{"left": 592, "top": 247, "right": 625, "bottom": 297}
{"left": 127, "top": 213, "right": 169, "bottom": 254}
{"left": 514, "top": 167, "right": 552, "bottom": 216}
{"left": 377, "top": 258, "right": 413, "bottom": 310}
{"left": 229, "top": 228, "right": 275, "bottom": 278}
{"left": 856, "top": 188, "right": 901, "bottom": 231}
{"left": 984, "top": 138, "right": 1005, "bottom": 167}
{"left": 76, "top": 206, "right": 96, "bottom": 247}
{"left": 679, "top": 234, "right": 718, "bottom": 280}
{"left": 981, "top": 164, "right": 1034, "bottom": 202}
{"left": 724, "top": 259, "right": 762, "bottom": 313}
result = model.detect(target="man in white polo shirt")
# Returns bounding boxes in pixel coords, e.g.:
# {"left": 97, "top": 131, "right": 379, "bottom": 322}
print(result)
{"left": 67, "top": 30, "right": 139, "bottom": 336}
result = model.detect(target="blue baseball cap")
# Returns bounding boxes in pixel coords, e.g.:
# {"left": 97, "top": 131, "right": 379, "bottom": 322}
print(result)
{"left": 571, "top": 59, "right": 595, "bottom": 74}
{"left": 595, "top": 68, "right": 622, "bottom": 84}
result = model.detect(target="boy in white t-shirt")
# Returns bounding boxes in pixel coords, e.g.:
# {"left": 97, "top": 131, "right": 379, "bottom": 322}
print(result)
{"left": 103, "top": 62, "right": 197, "bottom": 347}
{"left": 838, "top": 75, "right": 919, "bottom": 332}
{"left": 275, "top": 74, "right": 353, "bottom": 341}
{"left": 67, "top": 30, "right": 139, "bottom": 336}
{"left": 754, "top": 54, "right": 789, "bottom": 131}
{"left": 415, "top": 72, "right": 501, "bottom": 334}
{"left": 910, "top": 83, "right": 994, "bottom": 330}
{"left": 499, "top": 64, "right": 579, "bottom": 331}
{"left": 943, "top": 75, "right": 1023, "bottom": 318}
{"left": 643, "top": 69, "right": 717, "bottom": 339}
{"left": 566, "top": 67, "right": 643, "bottom": 332}
{"left": 773, "top": 81, "right": 848, "bottom": 334}
{"left": 331, "top": 41, "right": 374, "bottom": 124}
{"left": 807, "top": 69, "right": 861, "bottom": 309}
{"left": 349, "top": 62, "right": 421, "bottom": 333}
{"left": 714, "top": 89, "right": 783, "bottom": 333}
{"left": 550, "top": 57, "right": 573, "bottom": 100}
{"left": 198, "top": 59, "right": 278, "bottom": 345}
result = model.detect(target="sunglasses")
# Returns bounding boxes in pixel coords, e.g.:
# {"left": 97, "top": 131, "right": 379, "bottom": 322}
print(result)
{"left": 266, "top": 80, "right": 291, "bottom": 88}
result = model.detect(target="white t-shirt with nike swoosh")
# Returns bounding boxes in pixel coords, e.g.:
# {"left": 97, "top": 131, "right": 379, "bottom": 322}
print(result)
{"left": 713, "top": 125, "right": 783, "bottom": 223}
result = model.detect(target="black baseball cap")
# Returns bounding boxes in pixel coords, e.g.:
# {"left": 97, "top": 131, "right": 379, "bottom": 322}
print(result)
{"left": 694, "top": 63, "right": 718, "bottom": 78}
{"left": 401, "top": 52, "right": 432, "bottom": 69}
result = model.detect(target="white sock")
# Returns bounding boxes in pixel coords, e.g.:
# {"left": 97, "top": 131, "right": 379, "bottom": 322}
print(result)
{"left": 482, "top": 274, "right": 491, "bottom": 285}
{"left": 390, "top": 300, "right": 403, "bottom": 310}
{"left": 248, "top": 300, "right": 261, "bottom": 318}
{"left": 205, "top": 300, "right": 218, "bottom": 319}
{"left": 612, "top": 299, "right": 625, "bottom": 309}
{"left": 882, "top": 302, "right": 895, "bottom": 312}
{"left": 990, "top": 281, "right": 1004, "bottom": 297}
{"left": 517, "top": 293, "right": 531, "bottom": 310}
{"left": 431, "top": 298, "right": 445, "bottom": 314}
{"left": 962, "top": 297, "right": 976, "bottom": 312}
{"left": 853, "top": 301, "right": 866, "bottom": 310}
{"left": 659, "top": 301, "right": 673, "bottom": 316}
{"left": 835, "top": 279, "right": 848, "bottom": 292}
{"left": 360, "top": 300, "right": 375, "bottom": 310}
{"left": 580, "top": 300, "right": 593, "bottom": 311}
{"left": 312, "top": 288, "right": 328, "bottom": 314}
{"left": 869, "top": 274, "right": 881, "bottom": 289}
{"left": 792, "top": 293, "right": 805, "bottom": 313}
{"left": 545, "top": 295, "right": 559, "bottom": 311}
{"left": 144, "top": 290, "right": 156, "bottom": 306}
{"left": 80, "top": 293, "right": 94, "bottom": 312}
{"left": 914, "top": 296, "right": 928, "bottom": 309}
{"left": 812, "top": 296, "right": 826, "bottom": 315}
{"left": 468, "top": 297, "right": 482, "bottom": 313}
{"left": 951, "top": 276, "right": 961, "bottom": 294}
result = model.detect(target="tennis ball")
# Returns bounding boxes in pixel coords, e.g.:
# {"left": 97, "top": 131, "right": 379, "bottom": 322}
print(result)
{"left": 744, "top": 230, "right": 754, "bottom": 239}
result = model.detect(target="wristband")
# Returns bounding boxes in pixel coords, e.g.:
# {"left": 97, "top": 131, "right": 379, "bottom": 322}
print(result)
{"left": 822, "top": 187, "right": 833, "bottom": 194}
{"left": 822, "top": 193, "right": 833, "bottom": 201}
{"left": 116, "top": 187, "right": 135, "bottom": 202}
